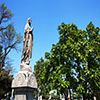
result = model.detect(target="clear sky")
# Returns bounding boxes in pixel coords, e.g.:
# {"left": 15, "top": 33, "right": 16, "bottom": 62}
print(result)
{"left": 0, "top": 0, "right": 100, "bottom": 76}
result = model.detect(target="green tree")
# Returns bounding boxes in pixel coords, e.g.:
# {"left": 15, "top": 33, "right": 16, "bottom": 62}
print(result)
{"left": 0, "top": 45, "right": 13, "bottom": 99}
{"left": 0, "top": 3, "right": 22, "bottom": 71}
{"left": 0, "top": 3, "right": 22, "bottom": 99}
{"left": 34, "top": 58, "right": 50, "bottom": 97}
{"left": 34, "top": 22, "right": 100, "bottom": 100}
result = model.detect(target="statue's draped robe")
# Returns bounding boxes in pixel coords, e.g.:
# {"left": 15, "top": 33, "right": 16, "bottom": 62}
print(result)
{"left": 21, "top": 23, "right": 33, "bottom": 65}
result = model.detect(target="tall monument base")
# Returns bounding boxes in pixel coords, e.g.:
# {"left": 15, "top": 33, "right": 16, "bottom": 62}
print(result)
{"left": 12, "top": 69, "right": 37, "bottom": 100}
{"left": 14, "top": 88, "right": 34, "bottom": 100}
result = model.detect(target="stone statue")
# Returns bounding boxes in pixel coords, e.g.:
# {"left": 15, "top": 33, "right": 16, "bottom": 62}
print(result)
{"left": 21, "top": 18, "right": 33, "bottom": 65}
{"left": 12, "top": 18, "right": 37, "bottom": 100}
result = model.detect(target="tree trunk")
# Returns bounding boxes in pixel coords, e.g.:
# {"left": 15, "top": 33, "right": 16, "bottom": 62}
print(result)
{"left": 68, "top": 89, "right": 71, "bottom": 100}
{"left": 83, "top": 94, "right": 86, "bottom": 100}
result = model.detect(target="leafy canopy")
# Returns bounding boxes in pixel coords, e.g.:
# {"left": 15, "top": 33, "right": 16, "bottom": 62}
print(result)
{"left": 0, "top": 3, "right": 22, "bottom": 99}
{"left": 34, "top": 22, "right": 100, "bottom": 99}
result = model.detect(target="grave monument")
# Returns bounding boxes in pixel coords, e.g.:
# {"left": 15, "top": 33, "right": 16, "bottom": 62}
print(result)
{"left": 11, "top": 18, "right": 37, "bottom": 100}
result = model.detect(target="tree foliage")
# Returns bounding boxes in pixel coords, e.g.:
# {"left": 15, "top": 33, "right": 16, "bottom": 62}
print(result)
{"left": 34, "top": 58, "right": 50, "bottom": 96}
{"left": 0, "top": 70, "right": 13, "bottom": 99}
{"left": 0, "top": 3, "right": 22, "bottom": 99}
{"left": 0, "top": 3, "right": 22, "bottom": 71}
{"left": 34, "top": 22, "right": 100, "bottom": 99}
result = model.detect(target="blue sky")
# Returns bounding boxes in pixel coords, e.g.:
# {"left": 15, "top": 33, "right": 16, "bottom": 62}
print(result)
{"left": 0, "top": 0, "right": 100, "bottom": 76}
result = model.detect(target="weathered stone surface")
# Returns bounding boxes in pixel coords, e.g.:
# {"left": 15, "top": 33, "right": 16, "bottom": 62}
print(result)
{"left": 15, "top": 94, "right": 26, "bottom": 100}
{"left": 20, "top": 63, "right": 32, "bottom": 72}
{"left": 21, "top": 18, "right": 33, "bottom": 66}
{"left": 11, "top": 18, "right": 37, "bottom": 100}
{"left": 12, "top": 71, "right": 37, "bottom": 89}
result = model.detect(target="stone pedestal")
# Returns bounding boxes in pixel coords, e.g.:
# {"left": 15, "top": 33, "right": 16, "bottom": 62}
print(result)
{"left": 12, "top": 69, "right": 37, "bottom": 100}
{"left": 14, "top": 88, "right": 34, "bottom": 100}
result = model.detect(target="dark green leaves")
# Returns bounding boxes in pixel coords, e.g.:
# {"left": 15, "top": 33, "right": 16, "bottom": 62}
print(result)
{"left": 34, "top": 22, "right": 100, "bottom": 99}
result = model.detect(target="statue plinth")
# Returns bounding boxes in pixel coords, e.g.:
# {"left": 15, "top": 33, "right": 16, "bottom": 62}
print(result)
{"left": 11, "top": 66, "right": 37, "bottom": 100}
{"left": 12, "top": 70, "right": 37, "bottom": 89}
{"left": 20, "top": 63, "right": 32, "bottom": 72}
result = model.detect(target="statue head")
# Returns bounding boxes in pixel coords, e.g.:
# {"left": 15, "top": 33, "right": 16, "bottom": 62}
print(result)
{"left": 27, "top": 18, "right": 31, "bottom": 26}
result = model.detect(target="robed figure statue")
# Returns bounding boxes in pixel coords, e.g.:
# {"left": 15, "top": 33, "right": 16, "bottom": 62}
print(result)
{"left": 21, "top": 18, "right": 33, "bottom": 65}
{"left": 12, "top": 19, "right": 37, "bottom": 100}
